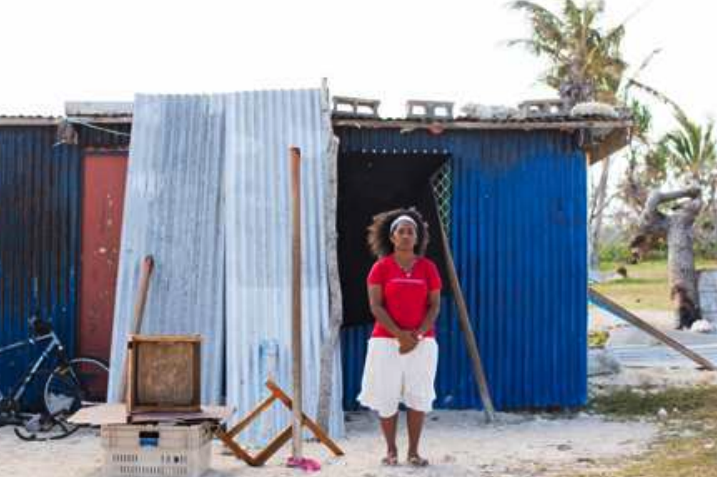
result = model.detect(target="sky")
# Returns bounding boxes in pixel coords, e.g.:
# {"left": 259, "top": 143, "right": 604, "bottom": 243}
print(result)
{"left": 1, "top": 0, "right": 714, "bottom": 137}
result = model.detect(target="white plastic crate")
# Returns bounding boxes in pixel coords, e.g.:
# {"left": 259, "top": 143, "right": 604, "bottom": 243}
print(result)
{"left": 101, "top": 422, "right": 213, "bottom": 477}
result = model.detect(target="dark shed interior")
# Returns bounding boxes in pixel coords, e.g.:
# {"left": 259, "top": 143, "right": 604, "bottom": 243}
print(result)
{"left": 337, "top": 152, "right": 450, "bottom": 327}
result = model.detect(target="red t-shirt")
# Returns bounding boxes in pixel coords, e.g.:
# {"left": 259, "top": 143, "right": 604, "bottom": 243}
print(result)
{"left": 367, "top": 255, "right": 442, "bottom": 338}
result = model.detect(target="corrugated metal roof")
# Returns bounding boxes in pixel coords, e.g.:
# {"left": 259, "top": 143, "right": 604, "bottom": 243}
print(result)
{"left": 65, "top": 102, "right": 133, "bottom": 117}
{"left": 0, "top": 128, "right": 81, "bottom": 403}
{"left": 107, "top": 94, "right": 226, "bottom": 404}
{"left": 337, "top": 127, "right": 588, "bottom": 410}
{"left": 0, "top": 116, "right": 60, "bottom": 126}
{"left": 224, "top": 88, "right": 344, "bottom": 443}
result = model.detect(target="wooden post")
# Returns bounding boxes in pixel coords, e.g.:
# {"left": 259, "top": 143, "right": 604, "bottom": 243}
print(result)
{"left": 432, "top": 198, "right": 496, "bottom": 422}
{"left": 290, "top": 147, "right": 303, "bottom": 459}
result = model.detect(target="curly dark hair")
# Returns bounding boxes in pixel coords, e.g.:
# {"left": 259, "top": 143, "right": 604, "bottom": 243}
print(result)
{"left": 366, "top": 207, "right": 430, "bottom": 258}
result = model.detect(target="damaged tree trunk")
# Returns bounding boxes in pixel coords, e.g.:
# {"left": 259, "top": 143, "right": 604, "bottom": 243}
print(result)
{"left": 631, "top": 187, "right": 703, "bottom": 326}
{"left": 589, "top": 154, "right": 612, "bottom": 268}
{"left": 666, "top": 194, "right": 703, "bottom": 304}
{"left": 317, "top": 136, "right": 343, "bottom": 433}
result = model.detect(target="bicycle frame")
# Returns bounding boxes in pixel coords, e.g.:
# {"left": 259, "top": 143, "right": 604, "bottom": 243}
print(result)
{"left": 0, "top": 331, "right": 65, "bottom": 405}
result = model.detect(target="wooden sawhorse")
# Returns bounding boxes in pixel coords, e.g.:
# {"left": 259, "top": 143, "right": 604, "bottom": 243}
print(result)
{"left": 214, "top": 379, "right": 344, "bottom": 466}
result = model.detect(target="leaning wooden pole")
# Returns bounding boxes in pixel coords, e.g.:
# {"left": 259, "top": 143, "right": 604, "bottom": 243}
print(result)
{"left": 589, "top": 287, "right": 716, "bottom": 370}
{"left": 432, "top": 197, "right": 496, "bottom": 422}
{"left": 290, "top": 147, "right": 304, "bottom": 458}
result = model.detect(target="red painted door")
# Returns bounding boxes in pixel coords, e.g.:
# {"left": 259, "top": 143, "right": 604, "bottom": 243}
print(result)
{"left": 79, "top": 152, "right": 128, "bottom": 361}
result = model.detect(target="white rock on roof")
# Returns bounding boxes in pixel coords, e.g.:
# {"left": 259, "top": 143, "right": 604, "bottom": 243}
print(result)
{"left": 570, "top": 102, "right": 620, "bottom": 118}
{"left": 461, "top": 103, "right": 523, "bottom": 120}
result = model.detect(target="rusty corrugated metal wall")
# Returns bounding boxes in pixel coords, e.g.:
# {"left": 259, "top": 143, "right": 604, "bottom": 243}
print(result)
{"left": 0, "top": 123, "right": 130, "bottom": 400}
{"left": 0, "top": 127, "right": 81, "bottom": 399}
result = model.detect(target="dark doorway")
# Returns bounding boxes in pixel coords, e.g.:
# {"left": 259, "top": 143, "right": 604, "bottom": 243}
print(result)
{"left": 337, "top": 152, "right": 450, "bottom": 327}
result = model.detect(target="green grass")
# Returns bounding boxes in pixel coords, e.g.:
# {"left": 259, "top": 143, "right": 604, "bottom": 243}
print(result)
{"left": 593, "top": 259, "right": 717, "bottom": 311}
{"left": 590, "top": 387, "right": 714, "bottom": 418}
{"left": 571, "top": 387, "right": 717, "bottom": 477}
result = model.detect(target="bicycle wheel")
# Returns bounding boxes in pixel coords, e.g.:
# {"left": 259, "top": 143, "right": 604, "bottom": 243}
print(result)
{"left": 44, "top": 357, "right": 109, "bottom": 419}
{"left": 13, "top": 412, "right": 79, "bottom": 441}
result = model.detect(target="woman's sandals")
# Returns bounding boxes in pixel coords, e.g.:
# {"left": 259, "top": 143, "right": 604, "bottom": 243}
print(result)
{"left": 381, "top": 454, "right": 399, "bottom": 466}
{"left": 407, "top": 455, "right": 430, "bottom": 467}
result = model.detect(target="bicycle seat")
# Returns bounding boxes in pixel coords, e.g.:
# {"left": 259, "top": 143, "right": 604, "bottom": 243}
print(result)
{"left": 30, "top": 316, "right": 52, "bottom": 337}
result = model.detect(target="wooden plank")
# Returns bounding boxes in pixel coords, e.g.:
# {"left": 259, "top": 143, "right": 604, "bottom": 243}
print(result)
{"left": 127, "top": 406, "right": 231, "bottom": 424}
{"left": 0, "top": 117, "right": 61, "bottom": 126}
{"left": 214, "top": 426, "right": 257, "bottom": 466}
{"left": 317, "top": 136, "right": 343, "bottom": 433}
{"left": 251, "top": 426, "right": 293, "bottom": 466}
{"left": 69, "top": 403, "right": 231, "bottom": 426}
{"left": 66, "top": 116, "right": 133, "bottom": 124}
{"left": 129, "top": 335, "right": 201, "bottom": 343}
{"left": 290, "top": 146, "right": 304, "bottom": 459}
{"left": 127, "top": 340, "right": 136, "bottom": 413}
{"left": 266, "top": 380, "right": 344, "bottom": 456}
{"left": 586, "top": 127, "right": 630, "bottom": 164}
{"left": 120, "top": 256, "right": 154, "bottom": 403}
{"left": 589, "top": 287, "right": 716, "bottom": 370}
{"left": 226, "top": 394, "right": 278, "bottom": 439}
{"left": 129, "top": 405, "right": 202, "bottom": 415}
{"left": 433, "top": 199, "right": 496, "bottom": 422}
{"left": 299, "top": 412, "right": 344, "bottom": 456}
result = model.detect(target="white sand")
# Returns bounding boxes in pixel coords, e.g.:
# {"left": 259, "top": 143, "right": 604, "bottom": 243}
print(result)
{"left": 0, "top": 409, "right": 656, "bottom": 477}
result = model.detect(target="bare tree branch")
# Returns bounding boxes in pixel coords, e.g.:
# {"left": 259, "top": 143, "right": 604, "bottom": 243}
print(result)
{"left": 646, "top": 187, "right": 701, "bottom": 211}
{"left": 590, "top": 190, "right": 622, "bottom": 222}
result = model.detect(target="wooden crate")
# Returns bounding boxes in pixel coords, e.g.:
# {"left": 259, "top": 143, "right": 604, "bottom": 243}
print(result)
{"left": 127, "top": 335, "right": 202, "bottom": 415}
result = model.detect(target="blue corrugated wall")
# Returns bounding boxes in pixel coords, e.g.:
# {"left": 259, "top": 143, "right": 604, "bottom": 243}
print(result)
{"left": 0, "top": 127, "right": 82, "bottom": 404}
{"left": 337, "top": 127, "right": 588, "bottom": 410}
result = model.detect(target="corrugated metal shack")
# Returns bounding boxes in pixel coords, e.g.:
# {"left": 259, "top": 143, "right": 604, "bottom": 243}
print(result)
{"left": 0, "top": 113, "right": 130, "bottom": 403}
{"left": 0, "top": 93, "right": 630, "bottom": 418}
{"left": 333, "top": 98, "right": 630, "bottom": 411}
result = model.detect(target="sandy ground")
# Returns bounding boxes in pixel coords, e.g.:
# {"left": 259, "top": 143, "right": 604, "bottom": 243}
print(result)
{"left": 5, "top": 308, "right": 713, "bottom": 477}
{"left": 0, "top": 409, "right": 656, "bottom": 477}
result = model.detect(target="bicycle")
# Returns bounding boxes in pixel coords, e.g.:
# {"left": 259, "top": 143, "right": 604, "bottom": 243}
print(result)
{"left": 0, "top": 310, "right": 109, "bottom": 441}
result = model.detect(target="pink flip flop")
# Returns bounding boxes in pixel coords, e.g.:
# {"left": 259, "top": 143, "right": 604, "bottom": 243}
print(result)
{"left": 286, "top": 457, "right": 322, "bottom": 472}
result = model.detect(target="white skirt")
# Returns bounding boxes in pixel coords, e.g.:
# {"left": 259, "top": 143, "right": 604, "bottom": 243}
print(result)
{"left": 357, "top": 337, "right": 438, "bottom": 418}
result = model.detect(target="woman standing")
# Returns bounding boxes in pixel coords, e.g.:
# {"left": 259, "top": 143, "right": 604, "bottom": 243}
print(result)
{"left": 358, "top": 208, "right": 442, "bottom": 467}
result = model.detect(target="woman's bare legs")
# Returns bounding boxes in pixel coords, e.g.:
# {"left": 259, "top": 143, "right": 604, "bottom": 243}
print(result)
{"left": 379, "top": 413, "right": 399, "bottom": 465}
{"left": 406, "top": 408, "right": 429, "bottom": 466}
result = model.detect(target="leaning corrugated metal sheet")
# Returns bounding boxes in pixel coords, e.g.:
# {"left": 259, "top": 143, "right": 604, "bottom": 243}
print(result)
{"left": 107, "top": 89, "right": 344, "bottom": 443}
{"left": 107, "top": 95, "right": 226, "bottom": 403}
{"left": 224, "top": 89, "right": 344, "bottom": 443}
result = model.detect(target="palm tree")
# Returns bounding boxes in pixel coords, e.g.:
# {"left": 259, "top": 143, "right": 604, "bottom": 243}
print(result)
{"left": 631, "top": 79, "right": 717, "bottom": 206}
{"left": 628, "top": 105, "right": 716, "bottom": 328}
{"left": 509, "top": 0, "right": 632, "bottom": 270}
{"left": 508, "top": 0, "right": 627, "bottom": 105}
{"left": 662, "top": 112, "right": 717, "bottom": 188}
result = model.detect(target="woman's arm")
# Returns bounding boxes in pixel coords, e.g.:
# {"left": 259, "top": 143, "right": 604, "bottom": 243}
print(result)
{"left": 368, "top": 284, "right": 418, "bottom": 353}
{"left": 417, "top": 290, "right": 441, "bottom": 336}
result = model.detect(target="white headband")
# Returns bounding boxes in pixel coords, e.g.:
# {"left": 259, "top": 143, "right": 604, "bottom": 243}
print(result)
{"left": 390, "top": 215, "right": 418, "bottom": 234}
